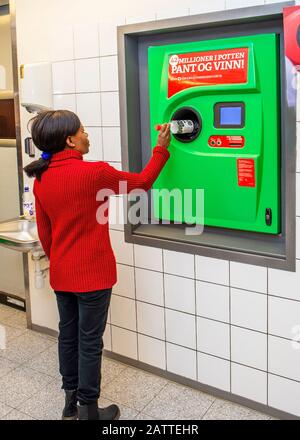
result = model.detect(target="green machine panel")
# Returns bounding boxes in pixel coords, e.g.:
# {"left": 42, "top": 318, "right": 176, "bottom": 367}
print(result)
{"left": 148, "top": 34, "right": 280, "bottom": 234}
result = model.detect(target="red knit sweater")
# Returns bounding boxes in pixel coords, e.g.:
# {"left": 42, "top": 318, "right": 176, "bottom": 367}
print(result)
{"left": 33, "top": 146, "right": 170, "bottom": 292}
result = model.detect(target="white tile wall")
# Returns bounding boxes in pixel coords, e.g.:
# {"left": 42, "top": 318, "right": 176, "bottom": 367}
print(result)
{"left": 101, "top": 92, "right": 120, "bottom": 126}
{"left": 138, "top": 333, "right": 166, "bottom": 369}
{"left": 111, "top": 326, "right": 138, "bottom": 360}
{"left": 53, "top": 94, "right": 76, "bottom": 112}
{"left": 230, "top": 262, "right": 267, "bottom": 294}
{"left": 134, "top": 244, "right": 163, "bottom": 272}
{"left": 167, "top": 343, "right": 197, "bottom": 380}
{"left": 110, "top": 229, "right": 134, "bottom": 265}
{"left": 197, "top": 351, "right": 230, "bottom": 392}
{"left": 265, "top": 0, "right": 285, "bottom": 3}
{"left": 164, "top": 274, "right": 195, "bottom": 314}
{"left": 102, "top": 127, "right": 121, "bottom": 162}
{"left": 196, "top": 281, "right": 229, "bottom": 322}
{"left": 231, "top": 326, "right": 267, "bottom": 370}
{"left": 73, "top": 23, "right": 99, "bottom": 59}
{"left": 99, "top": 17, "right": 125, "bottom": 56}
{"left": 136, "top": 302, "right": 165, "bottom": 340}
{"left": 268, "top": 374, "right": 300, "bottom": 417}
{"left": 225, "top": 0, "right": 262, "bottom": 8}
{"left": 125, "top": 12, "right": 156, "bottom": 25}
{"left": 109, "top": 195, "right": 125, "bottom": 231}
{"left": 100, "top": 56, "right": 119, "bottom": 91}
{"left": 231, "top": 363, "right": 267, "bottom": 404}
{"left": 165, "top": 309, "right": 196, "bottom": 349}
{"left": 75, "top": 58, "right": 100, "bottom": 93}
{"left": 156, "top": 6, "right": 189, "bottom": 20}
{"left": 269, "top": 336, "right": 300, "bottom": 382}
{"left": 269, "top": 296, "right": 300, "bottom": 341}
{"left": 110, "top": 294, "right": 136, "bottom": 331}
{"left": 108, "top": 161, "right": 122, "bottom": 171}
{"left": 112, "top": 263, "right": 135, "bottom": 299}
{"left": 103, "top": 323, "right": 111, "bottom": 351}
{"left": 76, "top": 93, "right": 101, "bottom": 126}
{"left": 231, "top": 288, "right": 267, "bottom": 332}
{"left": 197, "top": 317, "right": 230, "bottom": 359}
{"left": 135, "top": 268, "right": 164, "bottom": 306}
{"left": 269, "top": 260, "right": 300, "bottom": 302}
{"left": 52, "top": 61, "right": 75, "bottom": 94}
{"left": 163, "top": 249, "right": 194, "bottom": 278}
{"left": 84, "top": 126, "right": 102, "bottom": 161}
{"left": 195, "top": 255, "right": 229, "bottom": 285}
{"left": 189, "top": 0, "right": 226, "bottom": 15}
{"left": 50, "top": 25, "right": 74, "bottom": 61}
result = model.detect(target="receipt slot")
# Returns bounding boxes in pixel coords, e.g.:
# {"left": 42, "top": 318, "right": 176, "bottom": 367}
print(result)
{"left": 148, "top": 34, "right": 280, "bottom": 234}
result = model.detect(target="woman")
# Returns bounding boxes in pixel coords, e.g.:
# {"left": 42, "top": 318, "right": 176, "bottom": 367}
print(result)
{"left": 23, "top": 110, "right": 171, "bottom": 421}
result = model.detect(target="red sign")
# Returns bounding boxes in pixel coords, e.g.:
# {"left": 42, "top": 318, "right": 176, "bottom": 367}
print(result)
{"left": 237, "top": 158, "right": 255, "bottom": 187}
{"left": 284, "top": 6, "right": 300, "bottom": 67}
{"left": 168, "top": 48, "right": 249, "bottom": 98}
{"left": 208, "top": 135, "right": 244, "bottom": 148}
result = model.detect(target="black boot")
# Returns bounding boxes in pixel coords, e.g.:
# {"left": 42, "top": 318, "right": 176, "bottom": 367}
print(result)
{"left": 77, "top": 401, "right": 120, "bottom": 420}
{"left": 62, "top": 389, "right": 78, "bottom": 420}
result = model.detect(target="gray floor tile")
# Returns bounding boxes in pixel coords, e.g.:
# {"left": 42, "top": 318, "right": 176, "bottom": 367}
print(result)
{"left": 1, "top": 310, "right": 27, "bottom": 330}
{"left": 23, "top": 343, "right": 60, "bottom": 379}
{"left": 0, "top": 365, "right": 54, "bottom": 408}
{"left": 101, "top": 366, "right": 168, "bottom": 412}
{"left": 0, "top": 357, "right": 20, "bottom": 378}
{"left": 1, "top": 323, "right": 27, "bottom": 344}
{"left": 22, "top": 347, "right": 128, "bottom": 387}
{"left": 0, "top": 401, "right": 15, "bottom": 418}
{"left": 0, "top": 304, "right": 19, "bottom": 322}
{"left": 2, "top": 409, "right": 36, "bottom": 420}
{"left": 26, "top": 328, "right": 58, "bottom": 342}
{"left": 134, "top": 412, "right": 159, "bottom": 420}
{"left": 17, "top": 379, "right": 64, "bottom": 420}
{"left": 0, "top": 323, "right": 277, "bottom": 421}
{"left": 202, "top": 399, "right": 272, "bottom": 420}
{"left": 141, "top": 382, "right": 215, "bottom": 420}
{"left": 101, "top": 356, "right": 128, "bottom": 388}
{"left": 0, "top": 331, "right": 56, "bottom": 364}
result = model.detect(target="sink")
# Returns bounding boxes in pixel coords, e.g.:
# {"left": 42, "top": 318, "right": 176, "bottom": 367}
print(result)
{"left": 0, "top": 217, "right": 41, "bottom": 252}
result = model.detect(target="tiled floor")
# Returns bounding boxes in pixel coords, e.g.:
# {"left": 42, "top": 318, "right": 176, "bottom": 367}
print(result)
{"left": 0, "top": 303, "right": 276, "bottom": 420}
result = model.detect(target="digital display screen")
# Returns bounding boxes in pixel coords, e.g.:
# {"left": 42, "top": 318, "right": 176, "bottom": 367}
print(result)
{"left": 219, "top": 106, "right": 242, "bottom": 126}
{"left": 214, "top": 102, "right": 245, "bottom": 128}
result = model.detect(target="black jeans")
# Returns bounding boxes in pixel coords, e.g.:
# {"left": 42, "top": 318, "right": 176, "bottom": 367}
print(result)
{"left": 54, "top": 288, "right": 112, "bottom": 405}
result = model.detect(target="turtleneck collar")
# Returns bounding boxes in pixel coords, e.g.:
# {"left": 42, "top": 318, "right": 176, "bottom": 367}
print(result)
{"left": 50, "top": 149, "right": 83, "bottom": 162}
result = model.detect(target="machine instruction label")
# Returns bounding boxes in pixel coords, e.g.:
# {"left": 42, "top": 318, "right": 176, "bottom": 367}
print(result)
{"left": 237, "top": 158, "right": 256, "bottom": 187}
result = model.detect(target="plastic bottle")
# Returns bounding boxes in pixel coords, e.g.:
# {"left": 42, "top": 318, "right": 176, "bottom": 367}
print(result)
{"left": 170, "top": 120, "right": 194, "bottom": 134}
{"left": 23, "top": 186, "right": 34, "bottom": 219}
{"left": 155, "top": 120, "right": 195, "bottom": 134}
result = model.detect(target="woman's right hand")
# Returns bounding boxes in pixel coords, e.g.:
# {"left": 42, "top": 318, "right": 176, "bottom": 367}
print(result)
{"left": 157, "top": 123, "right": 171, "bottom": 149}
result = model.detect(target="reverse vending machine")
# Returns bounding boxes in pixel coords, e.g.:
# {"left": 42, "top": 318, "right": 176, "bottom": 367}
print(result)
{"left": 148, "top": 34, "right": 280, "bottom": 234}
